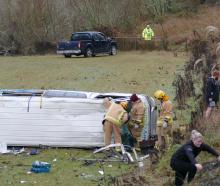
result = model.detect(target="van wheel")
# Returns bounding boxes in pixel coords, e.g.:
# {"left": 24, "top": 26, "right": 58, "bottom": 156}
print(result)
{"left": 110, "top": 45, "right": 117, "bottom": 55}
{"left": 64, "top": 54, "right": 71, "bottom": 58}
{"left": 84, "top": 48, "right": 93, "bottom": 57}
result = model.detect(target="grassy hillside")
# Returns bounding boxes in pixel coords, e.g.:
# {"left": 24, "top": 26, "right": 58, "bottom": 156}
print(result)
{"left": 0, "top": 51, "right": 186, "bottom": 98}
{"left": 0, "top": 51, "right": 186, "bottom": 186}
{"left": 136, "top": 6, "right": 220, "bottom": 48}
{"left": 0, "top": 50, "right": 219, "bottom": 185}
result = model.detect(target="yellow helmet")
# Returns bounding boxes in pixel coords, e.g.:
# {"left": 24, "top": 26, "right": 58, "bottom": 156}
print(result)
{"left": 154, "top": 90, "right": 165, "bottom": 100}
{"left": 120, "top": 101, "right": 128, "bottom": 109}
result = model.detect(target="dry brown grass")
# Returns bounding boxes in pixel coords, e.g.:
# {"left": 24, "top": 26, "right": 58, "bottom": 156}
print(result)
{"left": 137, "top": 6, "right": 220, "bottom": 45}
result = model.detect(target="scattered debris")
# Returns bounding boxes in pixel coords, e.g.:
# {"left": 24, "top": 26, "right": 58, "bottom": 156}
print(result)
{"left": 0, "top": 143, "right": 25, "bottom": 154}
{"left": 20, "top": 181, "right": 27, "bottom": 184}
{"left": 31, "top": 161, "right": 51, "bottom": 173}
{"left": 20, "top": 180, "right": 37, "bottom": 184}
{"left": 28, "top": 149, "right": 40, "bottom": 155}
{"left": 94, "top": 144, "right": 134, "bottom": 163}
{"left": 77, "top": 158, "right": 124, "bottom": 164}
{"left": 0, "top": 142, "right": 10, "bottom": 153}
{"left": 94, "top": 144, "right": 149, "bottom": 164}
{"left": 72, "top": 144, "right": 150, "bottom": 173}
{"left": 98, "top": 170, "right": 104, "bottom": 175}
{"left": 138, "top": 161, "right": 144, "bottom": 168}
{"left": 80, "top": 173, "right": 95, "bottom": 179}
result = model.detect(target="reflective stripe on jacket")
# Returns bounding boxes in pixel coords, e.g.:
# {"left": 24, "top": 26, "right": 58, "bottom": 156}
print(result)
{"left": 104, "top": 102, "right": 127, "bottom": 127}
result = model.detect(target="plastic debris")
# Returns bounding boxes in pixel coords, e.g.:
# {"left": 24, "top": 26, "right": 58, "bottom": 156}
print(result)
{"left": 20, "top": 181, "right": 27, "bottom": 184}
{"left": 12, "top": 147, "right": 25, "bottom": 155}
{"left": 138, "top": 161, "right": 144, "bottom": 168}
{"left": 0, "top": 142, "right": 10, "bottom": 153}
{"left": 0, "top": 143, "right": 25, "bottom": 154}
{"left": 98, "top": 170, "right": 104, "bottom": 175}
{"left": 28, "top": 149, "right": 39, "bottom": 155}
{"left": 31, "top": 161, "right": 51, "bottom": 173}
{"left": 80, "top": 173, "right": 94, "bottom": 179}
{"left": 94, "top": 144, "right": 134, "bottom": 163}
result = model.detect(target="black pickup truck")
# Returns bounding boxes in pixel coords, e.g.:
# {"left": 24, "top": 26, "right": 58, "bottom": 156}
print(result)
{"left": 57, "top": 31, "right": 117, "bottom": 58}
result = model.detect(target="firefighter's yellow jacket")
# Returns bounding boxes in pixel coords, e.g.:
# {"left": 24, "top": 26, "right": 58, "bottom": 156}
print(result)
{"left": 104, "top": 100, "right": 128, "bottom": 127}
{"left": 130, "top": 100, "right": 145, "bottom": 127}
{"left": 157, "top": 100, "right": 173, "bottom": 127}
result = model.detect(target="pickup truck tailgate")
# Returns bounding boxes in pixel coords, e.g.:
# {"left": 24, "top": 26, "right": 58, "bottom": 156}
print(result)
{"left": 57, "top": 41, "right": 81, "bottom": 54}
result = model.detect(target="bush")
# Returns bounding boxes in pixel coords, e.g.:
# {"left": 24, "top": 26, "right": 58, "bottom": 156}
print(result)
{"left": 34, "top": 41, "right": 56, "bottom": 54}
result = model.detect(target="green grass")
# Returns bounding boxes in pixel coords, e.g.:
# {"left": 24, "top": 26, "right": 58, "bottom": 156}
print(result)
{"left": 0, "top": 149, "right": 134, "bottom": 186}
{"left": 0, "top": 51, "right": 186, "bottom": 98}
{"left": 0, "top": 51, "right": 186, "bottom": 186}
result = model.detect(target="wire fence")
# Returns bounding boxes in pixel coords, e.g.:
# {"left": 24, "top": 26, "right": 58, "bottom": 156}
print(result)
{"left": 115, "top": 36, "right": 166, "bottom": 51}
{"left": 0, "top": 36, "right": 180, "bottom": 55}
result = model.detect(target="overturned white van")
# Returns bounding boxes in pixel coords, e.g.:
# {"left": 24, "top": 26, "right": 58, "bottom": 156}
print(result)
{"left": 0, "top": 90, "right": 157, "bottom": 148}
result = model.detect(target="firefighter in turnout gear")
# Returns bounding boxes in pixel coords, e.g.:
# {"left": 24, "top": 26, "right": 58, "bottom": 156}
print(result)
{"left": 102, "top": 98, "right": 129, "bottom": 149}
{"left": 154, "top": 90, "right": 173, "bottom": 152}
{"left": 128, "top": 94, "right": 145, "bottom": 149}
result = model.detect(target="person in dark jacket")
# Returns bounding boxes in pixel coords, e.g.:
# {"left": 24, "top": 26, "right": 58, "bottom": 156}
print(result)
{"left": 170, "top": 130, "right": 220, "bottom": 186}
{"left": 205, "top": 70, "right": 220, "bottom": 119}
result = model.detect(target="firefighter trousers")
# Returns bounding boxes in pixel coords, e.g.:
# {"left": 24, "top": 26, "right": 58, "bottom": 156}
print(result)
{"left": 103, "top": 120, "right": 121, "bottom": 145}
{"left": 156, "top": 125, "right": 172, "bottom": 151}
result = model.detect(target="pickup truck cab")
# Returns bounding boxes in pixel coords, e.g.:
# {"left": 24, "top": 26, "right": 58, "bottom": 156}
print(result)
{"left": 57, "top": 31, "right": 117, "bottom": 58}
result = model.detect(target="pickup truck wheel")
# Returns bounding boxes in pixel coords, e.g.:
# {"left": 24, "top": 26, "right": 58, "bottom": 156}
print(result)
{"left": 64, "top": 54, "right": 71, "bottom": 58}
{"left": 84, "top": 48, "right": 93, "bottom": 57}
{"left": 110, "top": 45, "right": 117, "bottom": 55}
